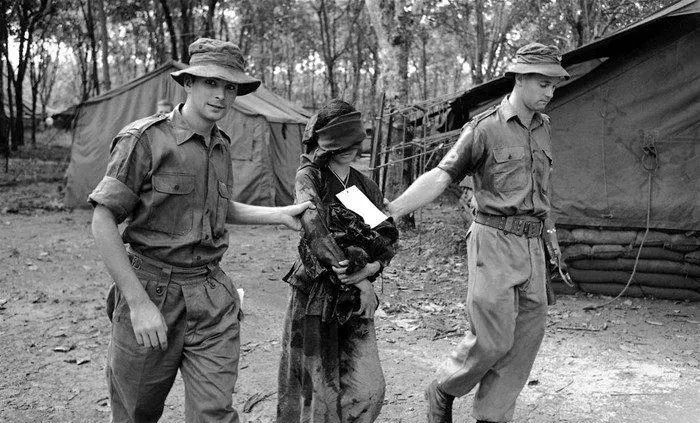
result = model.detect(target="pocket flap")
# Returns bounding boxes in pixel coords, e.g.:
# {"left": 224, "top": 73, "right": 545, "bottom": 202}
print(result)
{"left": 218, "top": 181, "right": 231, "bottom": 199}
{"left": 152, "top": 174, "right": 195, "bottom": 194}
{"left": 541, "top": 147, "right": 553, "bottom": 163}
{"left": 493, "top": 146, "right": 525, "bottom": 163}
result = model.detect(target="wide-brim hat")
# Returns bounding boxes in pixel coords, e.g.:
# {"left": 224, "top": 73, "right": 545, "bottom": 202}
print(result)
{"left": 505, "top": 43, "right": 570, "bottom": 80}
{"left": 171, "top": 38, "right": 261, "bottom": 96}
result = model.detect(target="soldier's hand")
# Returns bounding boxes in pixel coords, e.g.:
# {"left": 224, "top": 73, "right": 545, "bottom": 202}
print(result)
{"left": 278, "top": 201, "right": 315, "bottom": 230}
{"left": 130, "top": 300, "right": 168, "bottom": 350}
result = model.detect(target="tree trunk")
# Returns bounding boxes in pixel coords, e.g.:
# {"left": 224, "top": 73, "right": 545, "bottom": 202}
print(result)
{"left": 471, "top": 0, "right": 485, "bottom": 85}
{"left": 316, "top": 0, "right": 339, "bottom": 98}
{"left": 12, "top": 77, "right": 24, "bottom": 151}
{"left": 153, "top": 0, "right": 167, "bottom": 63}
{"left": 0, "top": 0, "right": 9, "bottom": 168}
{"left": 364, "top": 0, "right": 413, "bottom": 102}
{"left": 350, "top": 29, "right": 363, "bottom": 104}
{"left": 85, "top": 0, "right": 101, "bottom": 95}
{"left": 419, "top": 30, "right": 427, "bottom": 101}
{"left": 203, "top": 0, "right": 218, "bottom": 38}
{"left": 368, "top": 41, "right": 379, "bottom": 118}
{"left": 159, "top": 0, "right": 179, "bottom": 61}
{"left": 365, "top": 0, "right": 415, "bottom": 225}
{"left": 218, "top": 8, "right": 230, "bottom": 41}
{"left": 179, "top": 0, "right": 194, "bottom": 63}
{"left": 94, "top": 0, "right": 111, "bottom": 91}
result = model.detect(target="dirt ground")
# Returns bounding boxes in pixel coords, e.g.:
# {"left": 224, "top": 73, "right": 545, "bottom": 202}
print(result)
{"left": 1, "top": 149, "right": 699, "bottom": 422}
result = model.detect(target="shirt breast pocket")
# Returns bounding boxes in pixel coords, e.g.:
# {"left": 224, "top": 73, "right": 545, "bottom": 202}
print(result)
{"left": 491, "top": 146, "right": 526, "bottom": 192}
{"left": 215, "top": 180, "right": 232, "bottom": 238}
{"left": 148, "top": 173, "right": 195, "bottom": 235}
{"left": 536, "top": 147, "right": 553, "bottom": 190}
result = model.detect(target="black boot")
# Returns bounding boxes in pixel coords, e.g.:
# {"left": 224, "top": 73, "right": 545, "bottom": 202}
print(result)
{"left": 425, "top": 380, "right": 454, "bottom": 423}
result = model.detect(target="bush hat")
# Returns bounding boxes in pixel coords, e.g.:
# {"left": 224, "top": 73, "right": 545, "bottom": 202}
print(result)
{"left": 505, "top": 43, "right": 570, "bottom": 80}
{"left": 171, "top": 38, "right": 261, "bottom": 96}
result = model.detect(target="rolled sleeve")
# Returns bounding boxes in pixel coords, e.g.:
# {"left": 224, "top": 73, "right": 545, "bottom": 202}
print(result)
{"left": 88, "top": 176, "right": 140, "bottom": 223}
{"left": 437, "top": 123, "right": 485, "bottom": 182}
{"left": 87, "top": 132, "right": 151, "bottom": 223}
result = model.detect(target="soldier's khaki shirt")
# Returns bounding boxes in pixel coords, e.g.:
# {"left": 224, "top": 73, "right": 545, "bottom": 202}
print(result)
{"left": 438, "top": 97, "right": 554, "bottom": 224}
{"left": 89, "top": 104, "right": 234, "bottom": 267}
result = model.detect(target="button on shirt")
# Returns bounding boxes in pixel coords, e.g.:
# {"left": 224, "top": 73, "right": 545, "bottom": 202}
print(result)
{"left": 438, "top": 97, "right": 554, "bottom": 221}
{"left": 88, "top": 104, "right": 234, "bottom": 267}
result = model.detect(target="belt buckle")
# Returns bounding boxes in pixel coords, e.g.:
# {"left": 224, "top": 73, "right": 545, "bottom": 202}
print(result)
{"left": 512, "top": 218, "right": 525, "bottom": 236}
{"left": 525, "top": 221, "right": 541, "bottom": 238}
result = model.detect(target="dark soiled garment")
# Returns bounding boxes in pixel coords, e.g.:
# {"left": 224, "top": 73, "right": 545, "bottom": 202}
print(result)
{"left": 277, "top": 155, "right": 397, "bottom": 422}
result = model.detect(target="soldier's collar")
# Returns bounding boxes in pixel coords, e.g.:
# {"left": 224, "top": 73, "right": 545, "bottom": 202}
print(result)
{"left": 171, "top": 104, "right": 225, "bottom": 147}
{"left": 500, "top": 96, "right": 544, "bottom": 128}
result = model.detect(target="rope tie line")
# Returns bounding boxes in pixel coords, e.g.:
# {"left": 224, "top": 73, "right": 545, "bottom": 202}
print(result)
{"left": 584, "top": 131, "right": 658, "bottom": 311}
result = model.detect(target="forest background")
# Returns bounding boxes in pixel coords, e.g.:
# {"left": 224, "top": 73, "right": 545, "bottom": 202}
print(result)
{"left": 0, "top": 0, "right": 677, "bottom": 154}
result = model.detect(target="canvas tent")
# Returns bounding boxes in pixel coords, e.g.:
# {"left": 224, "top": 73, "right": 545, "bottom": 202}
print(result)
{"left": 64, "top": 61, "right": 309, "bottom": 208}
{"left": 406, "top": 0, "right": 700, "bottom": 299}
{"left": 442, "top": 0, "right": 699, "bottom": 232}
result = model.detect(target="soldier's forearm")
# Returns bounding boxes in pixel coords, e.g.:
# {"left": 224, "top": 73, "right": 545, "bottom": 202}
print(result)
{"left": 388, "top": 167, "right": 452, "bottom": 218}
{"left": 91, "top": 206, "right": 149, "bottom": 307}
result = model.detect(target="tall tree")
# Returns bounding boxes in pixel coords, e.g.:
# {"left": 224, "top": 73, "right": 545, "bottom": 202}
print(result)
{"left": 203, "top": 0, "right": 218, "bottom": 38}
{"left": 82, "top": 0, "right": 101, "bottom": 95}
{"left": 179, "top": 0, "right": 195, "bottom": 62}
{"left": 94, "top": 0, "right": 110, "bottom": 90}
{"left": 365, "top": 0, "right": 415, "bottom": 102}
{"left": 313, "top": 0, "right": 365, "bottom": 99}
{"left": 0, "top": 0, "right": 9, "bottom": 167}
{"left": 29, "top": 40, "right": 59, "bottom": 145}
{"left": 434, "top": 0, "right": 536, "bottom": 85}
{"left": 4, "top": 0, "right": 53, "bottom": 150}
{"left": 158, "top": 0, "right": 179, "bottom": 61}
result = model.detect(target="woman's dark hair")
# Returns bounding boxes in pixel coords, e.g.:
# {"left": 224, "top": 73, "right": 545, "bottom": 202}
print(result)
{"left": 304, "top": 99, "right": 356, "bottom": 154}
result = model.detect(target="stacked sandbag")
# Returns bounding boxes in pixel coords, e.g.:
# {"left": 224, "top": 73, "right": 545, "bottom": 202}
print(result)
{"left": 553, "top": 227, "right": 700, "bottom": 301}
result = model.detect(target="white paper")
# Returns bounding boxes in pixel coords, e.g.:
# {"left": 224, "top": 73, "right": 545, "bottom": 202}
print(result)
{"left": 335, "top": 185, "right": 388, "bottom": 228}
{"left": 237, "top": 288, "right": 244, "bottom": 310}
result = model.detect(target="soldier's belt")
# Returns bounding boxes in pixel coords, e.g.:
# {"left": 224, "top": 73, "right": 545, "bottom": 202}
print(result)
{"left": 475, "top": 212, "right": 543, "bottom": 238}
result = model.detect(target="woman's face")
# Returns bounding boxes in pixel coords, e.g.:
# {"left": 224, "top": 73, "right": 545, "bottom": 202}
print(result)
{"left": 331, "top": 145, "right": 360, "bottom": 165}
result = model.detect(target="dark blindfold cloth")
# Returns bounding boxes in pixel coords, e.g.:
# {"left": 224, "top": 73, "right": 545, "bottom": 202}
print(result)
{"left": 315, "top": 111, "right": 365, "bottom": 153}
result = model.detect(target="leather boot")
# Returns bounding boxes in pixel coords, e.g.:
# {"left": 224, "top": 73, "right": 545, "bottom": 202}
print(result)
{"left": 425, "top": 380, "right": 454, "bottom": 423}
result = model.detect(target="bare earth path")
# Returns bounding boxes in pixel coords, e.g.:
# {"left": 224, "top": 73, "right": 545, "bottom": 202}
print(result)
{"left": 1, "top": 207, "right": 698, "bottom": 423}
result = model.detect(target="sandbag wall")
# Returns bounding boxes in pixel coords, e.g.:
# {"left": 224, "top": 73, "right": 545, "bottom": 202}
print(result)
{"left": 553, "top": 227, "right": 700, "bottom": 301}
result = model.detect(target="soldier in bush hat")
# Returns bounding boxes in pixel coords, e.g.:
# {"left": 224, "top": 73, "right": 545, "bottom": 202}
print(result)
{"left": 388, "top": 42, "right": 568, "bottom": 423}
{"left": 89, "top": 38, "right": 310, "bottom": 422}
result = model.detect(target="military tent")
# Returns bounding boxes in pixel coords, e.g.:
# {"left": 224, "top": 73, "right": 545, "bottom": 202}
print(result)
{"left": 406, "top": 0, "right": 700, "bottom": 299}
{"left": 64, "top": 61, "right": 309, "bottom": 208}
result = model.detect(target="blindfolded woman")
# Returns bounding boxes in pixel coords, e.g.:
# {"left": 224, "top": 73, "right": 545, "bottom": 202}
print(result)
{"left": 277, "top": 100, "right": 398, "bottom": 422}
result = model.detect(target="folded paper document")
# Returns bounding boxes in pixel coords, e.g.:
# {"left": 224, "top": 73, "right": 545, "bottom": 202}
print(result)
{"left": 335, "top": 185, "right": 388, "bottom": 228}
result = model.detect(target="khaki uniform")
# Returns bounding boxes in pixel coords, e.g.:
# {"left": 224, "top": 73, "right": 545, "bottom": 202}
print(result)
{"left": 89, "top": 105, "right": 242, "bottom": 423}
{"left": 435, "top": 96, "right": 554, "bottom": 422}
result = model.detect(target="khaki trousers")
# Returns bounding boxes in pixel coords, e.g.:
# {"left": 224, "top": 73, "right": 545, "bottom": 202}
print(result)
{"left": 107, "top": 253, "right": 242, "bottom": 423}
{"left": 436, "top": 223, "right": 548, "bottom": 422}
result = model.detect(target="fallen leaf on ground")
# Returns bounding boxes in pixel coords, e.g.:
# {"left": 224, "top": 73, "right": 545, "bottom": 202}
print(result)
{"left": 392, "top": 318, "right": 420, "bottom": 332}
{"left": 242, "top": 391, "right": 275, "bottom": 413}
